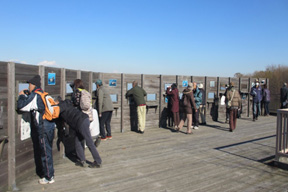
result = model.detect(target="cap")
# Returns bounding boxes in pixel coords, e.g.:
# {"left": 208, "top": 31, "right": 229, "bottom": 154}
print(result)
{"left": 27, "top": 75, "right": 41, "bottom": 88}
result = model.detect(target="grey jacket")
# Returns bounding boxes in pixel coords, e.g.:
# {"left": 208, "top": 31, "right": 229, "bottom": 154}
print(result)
{"left": 97, "top": 86, "right": 113, "bottom": 114}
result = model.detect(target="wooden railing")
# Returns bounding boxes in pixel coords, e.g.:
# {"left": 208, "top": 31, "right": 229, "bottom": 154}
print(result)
{"left": 275, "top": 109, "right": 288, "bottom": 162}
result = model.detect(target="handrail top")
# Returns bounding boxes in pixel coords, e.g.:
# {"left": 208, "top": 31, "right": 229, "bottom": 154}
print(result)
{"left": 277, "top": 109, "right": 288, "bottom": 113}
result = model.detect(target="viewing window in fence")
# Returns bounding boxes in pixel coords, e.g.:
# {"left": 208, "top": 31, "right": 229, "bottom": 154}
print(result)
{"left": 210, "top": 81, "right": 215, "bottom": 88}
{"left": 18, "top": 83, "right": 29, "bottom": 92}
{"left": 66, "top": 83, "right": 73, "bottom": 94}
{"left": 147, "top": 94, "right": 157, "bottom": 101}
{"left": 127, "top": 83, "right": 133, "bottom": 91}
{"left": 110, "top": 94, "right": 118, "bottom": 103}
{"left": 208, "top": 92, "right": 215, "bottom": 99}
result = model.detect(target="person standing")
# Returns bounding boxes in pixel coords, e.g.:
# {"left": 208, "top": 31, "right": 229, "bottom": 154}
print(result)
{"left": 224, "top": 84, "right": 231, "bottom": 123}
{"left": 192, "top": 82, "right": 202, "bottom": 130}
{"left": 198, "top": 83, "right": 206, "bottom": 125}
{"left": 250, "top": 80, "right": 262, "bottom": 121}
{"left": 280, "top": 83, "right": 288, "bottom": 109}
{"left": 95, "top": 79, "right": 114, "bottom": 140}
{"left": 126, "top": 81, "right": 147, "bottom": 134}
{"left": 177, "top": 82, "right": 197, "bottom": 134}
{"left": 166, "top": 83, "right": 180, "bottom": 129}
{"left": 263, "top": 84, "right": 270, "bottom": 116}
{"left": 17, "top": 75, "right": 56, "bottom": 184}
{"left": 226, "top": 82, "right": 241, "bottom": 132}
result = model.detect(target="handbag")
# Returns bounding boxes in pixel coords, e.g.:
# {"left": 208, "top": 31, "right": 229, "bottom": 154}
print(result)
{"left": 227, "top": 90, "right": 235, "bottom": 108}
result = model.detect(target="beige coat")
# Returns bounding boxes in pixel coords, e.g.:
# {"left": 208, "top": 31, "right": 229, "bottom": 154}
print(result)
{"left": 226, "top": 87, "right": 241, "bottom": 108}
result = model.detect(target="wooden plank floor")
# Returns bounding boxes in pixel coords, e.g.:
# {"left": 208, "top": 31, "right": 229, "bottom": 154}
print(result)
{"left": 16, "top": 115, "right": 288, "bottom": 192}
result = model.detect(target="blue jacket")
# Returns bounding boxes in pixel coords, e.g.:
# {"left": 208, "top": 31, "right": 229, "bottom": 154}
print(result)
{"left": 17, "top": 87, "right": 54, "bottom": 134}
{"left": 193, "top": 87, "right": 202, "bottom": 109}
{"left": 250, "top": 86, "right": 262, "bottom": 103}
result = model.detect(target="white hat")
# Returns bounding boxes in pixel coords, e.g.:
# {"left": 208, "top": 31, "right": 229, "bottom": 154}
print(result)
{"left": 198, "top": 83, "right": 203, "bottom": 89}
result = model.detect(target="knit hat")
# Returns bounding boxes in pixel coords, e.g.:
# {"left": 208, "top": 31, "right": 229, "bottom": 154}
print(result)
{"left": 95, "top": 79, "right": 103, "bottom": 86}
{"left": 27, "top": 75, "right": 41, "bottom": 87}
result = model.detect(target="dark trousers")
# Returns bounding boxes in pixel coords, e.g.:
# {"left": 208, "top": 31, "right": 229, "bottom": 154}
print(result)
{"left": 39, "top": 120, "right": 55, "bottom": 180}
{"left": 172, "top": 112, "right": 180, "bottom": 127}
{"left": 264, "top": 101, "right": 270, "bottom": 115}
{"left": 100, "top": 111, "right": 113, "bottom": 138}
{"left": 192, "top": 108, "right": 199, "bottom": 127}
{"left": 75, "top": 118, "right": 102, "bottom": 165}
{"left": 253, "top": 101, "right": 261, "bottom": 119}
{"left": 31, "top": 125, "right": 44, "bottom": 178}
{"left": 229, "top": 108, "right": 238, "bottom": 131}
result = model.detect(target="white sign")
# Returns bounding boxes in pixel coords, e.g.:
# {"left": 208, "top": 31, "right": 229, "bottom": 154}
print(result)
{"left": 21, "top": 113, "right": 31, "bottom": 141}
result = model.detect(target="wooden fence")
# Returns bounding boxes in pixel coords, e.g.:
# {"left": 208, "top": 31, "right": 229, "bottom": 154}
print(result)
{"left": 0, "top": 61, "right": 269, "bottom": 191}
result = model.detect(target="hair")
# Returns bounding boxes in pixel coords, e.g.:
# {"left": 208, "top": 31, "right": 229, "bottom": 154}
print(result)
{"left": 133, "top": 80, "right": 138, "bottom": 87}
{"left": 73, "top": 79, "right": 85, "bottom": 89}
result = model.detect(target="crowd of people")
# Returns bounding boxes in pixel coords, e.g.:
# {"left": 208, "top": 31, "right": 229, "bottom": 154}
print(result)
{"left": 17, "top": 74, "right": 277, "bottom": 185}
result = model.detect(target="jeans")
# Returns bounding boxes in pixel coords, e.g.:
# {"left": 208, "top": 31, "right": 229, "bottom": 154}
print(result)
{"left": 39, "top": 120, "right": 55, "bottom": 180}
{"left": 75, "top": 118, "right": 102, "bottom": 165}
{"left": 99, "top": 111, "right": 113, "bottom": 138}
{"left": 253, "top": 101, "right": 261, "bottom": 119}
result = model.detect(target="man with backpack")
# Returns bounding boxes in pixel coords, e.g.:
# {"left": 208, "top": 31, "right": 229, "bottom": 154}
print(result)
{"left": 17, "top": 75, "right": 56, "bottom": 184}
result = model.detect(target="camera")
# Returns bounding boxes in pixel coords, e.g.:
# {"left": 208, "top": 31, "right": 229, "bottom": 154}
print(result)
{"left": 24, "top": 90, "right": 30, "bottom": 95}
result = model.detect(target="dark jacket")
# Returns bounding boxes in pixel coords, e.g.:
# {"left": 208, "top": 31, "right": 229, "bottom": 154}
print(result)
{"left": 250, "top": 86, "right": 262, "bottom": 103}
{"left": 263, "top": 88, "right": 271, "bottom": 102}
{"left": 58, "top": 99, "right": 89, "bottom": 130}
{"left": 181, "top": 88, "right": 197, "bottom": 114}
{"left": 199, "top": 88, "right": 206, "bottom": 105}
{"left": 126, "top": 85, "right": 147, "bottom": 106}
{"left": 166, "top": 87, "right": 179, "bottom": 113}
{"left": 17, "top": 87, "right": 54, "bottom": 134}
{"left": 280, "top": 86, "right": 288, "bottom": 104}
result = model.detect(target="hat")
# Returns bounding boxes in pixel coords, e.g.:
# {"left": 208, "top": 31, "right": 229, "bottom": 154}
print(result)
{"left": 95, "top": 79, "right": 103, "bottom": 86}
{"left": 188, "top": 82, "right": 193, "bottom": 88}
{"left": 198, "top": 83, "right": 203, "bottom": 89}
{"left": 27, "top": 75, "right": 41, "bottom": 87}
{"left": 229, "top": 82, "right": 234, "bottom": 87}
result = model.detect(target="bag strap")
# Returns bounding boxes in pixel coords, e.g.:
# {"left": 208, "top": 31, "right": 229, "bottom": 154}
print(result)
{"left": 230, "top": 90, "right": 235, "bottom": 102}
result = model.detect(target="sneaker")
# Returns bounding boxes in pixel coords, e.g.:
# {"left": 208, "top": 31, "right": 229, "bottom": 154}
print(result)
{"left": 107, "top": 136, "right": 112, "bottom": 140}
{"left": 75, "top": 160, "right": 86, "bottom": 167}
{"left": 39, "top": 176, "right": 55, "bottom": 184}
{"left": 194, "top": 126, "right": 199, "bottom": 130}
{"left": 101, "top": 137, "right": 107, "bottom": 141}
{"left": 94, "top": 136, "right": 101, "bottom": 147}
{"left": 88, "top": 161, "right": 102, "bottom": 168}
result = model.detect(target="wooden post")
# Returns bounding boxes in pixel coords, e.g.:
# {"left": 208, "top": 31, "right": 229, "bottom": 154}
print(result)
{"left": 89, "top": 71, "right": 93, "bottom": 94}
{"left": 141, "top": 74, "right": 144, "bottom": 88}
{"left": 77, "top": 70, "right": 81, "bottom": 79}
{"left": 159, "top": 75, "right": 163, "bottom": 127}
{"left": 60, "top": 68, "right": 66, "bottom": 158}
{"left": 7, "top": 62, "right": 18, "bottom": 191}
{"left": 248, "top": 77, "right": 251, "bottom": 117}
{"left": 39, "top": 65, "right": 45, "bottom": 89}
{"left": 121, "top": 73, "right": 124, "bottom": 132}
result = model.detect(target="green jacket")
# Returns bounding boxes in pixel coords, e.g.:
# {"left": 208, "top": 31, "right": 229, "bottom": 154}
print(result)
{"left": 97, "top": 86, "right": 113, "bottom": 114}
{"left": 126, "top": 85, "right": 147, "bottom": 106}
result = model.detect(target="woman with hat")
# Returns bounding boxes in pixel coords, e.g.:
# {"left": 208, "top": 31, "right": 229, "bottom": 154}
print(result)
{"left": 177, "top": 82, "right": 197, "bottom": 134}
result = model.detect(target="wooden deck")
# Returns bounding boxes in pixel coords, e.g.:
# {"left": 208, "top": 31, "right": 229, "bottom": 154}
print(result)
{"left": 16, "top": 116, "right": 288, "bottom": 192}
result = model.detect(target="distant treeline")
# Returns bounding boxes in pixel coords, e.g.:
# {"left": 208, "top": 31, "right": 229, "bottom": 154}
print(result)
{"left": 235, "top": 65, "right": 288, "bottom": 95}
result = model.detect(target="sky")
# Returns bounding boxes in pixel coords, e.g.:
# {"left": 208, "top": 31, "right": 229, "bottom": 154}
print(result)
{"left": 0, "top": 0, "right": 287, "bottom": 77}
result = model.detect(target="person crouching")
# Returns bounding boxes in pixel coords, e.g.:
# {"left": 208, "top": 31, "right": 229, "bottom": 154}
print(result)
{"left": 55, "top": 97, "right": 102, "bottom": 168}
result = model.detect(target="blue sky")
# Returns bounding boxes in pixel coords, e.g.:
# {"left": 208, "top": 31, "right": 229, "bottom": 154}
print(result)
{"left": 1, "top": 0, "right": 287, "bottom": 77}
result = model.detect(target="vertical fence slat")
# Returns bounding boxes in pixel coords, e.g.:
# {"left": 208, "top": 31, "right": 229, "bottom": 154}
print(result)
{"left": 7, "top": 62, "right": 18, "bottom": 191}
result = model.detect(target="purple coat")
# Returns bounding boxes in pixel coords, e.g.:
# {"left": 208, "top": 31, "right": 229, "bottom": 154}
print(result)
{"left": 166, "top": 88, "right": 179, "bottom": 113}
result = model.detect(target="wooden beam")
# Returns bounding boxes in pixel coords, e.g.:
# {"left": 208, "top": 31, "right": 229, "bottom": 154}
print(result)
{"left": 7, "top": 62, "right": 18, "bottom": 191}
